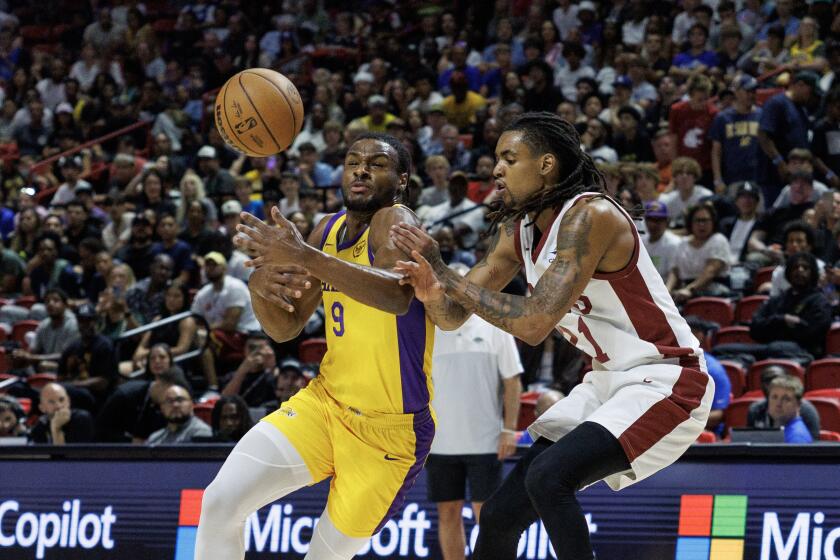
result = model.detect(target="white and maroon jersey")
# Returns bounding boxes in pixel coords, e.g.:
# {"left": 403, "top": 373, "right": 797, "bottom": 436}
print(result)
{"left": 516, "top": 192, "right": 703, "bottom": 372}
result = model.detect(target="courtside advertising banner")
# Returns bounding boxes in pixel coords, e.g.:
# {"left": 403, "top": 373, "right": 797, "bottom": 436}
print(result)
{"left": 1, "top": 458, "right": 839, "bottom": 559}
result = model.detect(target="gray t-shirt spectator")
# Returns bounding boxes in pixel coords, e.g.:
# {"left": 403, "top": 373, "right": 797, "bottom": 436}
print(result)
{"left": 31, "top": 311, "right": 79, "bottom": 355}
{"left": 147, "top": 415, "right": 212, "bottom": 444}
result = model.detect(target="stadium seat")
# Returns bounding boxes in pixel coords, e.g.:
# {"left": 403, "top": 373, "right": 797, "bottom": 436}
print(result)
{"left": 805, "top": 389, "right": 840, "bottom": 400}
{"left": 194, "top": 402, "right": 214, "bottom": 426}
{"left": 819, "top": 430, "right": 840, "bottom": 442}
{"left": 299, "top": 338, "right": 328, "bottom": 364}
{"left": 26, "top": 373, "right": 57, "bottom": 390}
{"left": 0, "top": 349, "right": 11, "bottom": 374}
{"left": 724, "top": 396, "right": 762, "bottom": 432}
{"left": 14, "top": 296, "right": 37, "bottom": 309}
{"left": 808, "top": 397, "right": 840, "bottom": 433}
{"left": 17, "top": 397, "right": 31, "bottom": 415}
{"left": 459, "top": 134, "right": 473, "bottom": 149}
{"left": 826, "top": 323, "right": 840, "bottom": 356}
{"left": 720, "top": 360, "right": 746, "bottom": 398}
{"left": 12, "top": 320, "right": 39, "bottom": 345}
{"left": 753, "top": 266, "right": 775, "bottom": 291}
{"left": 742, "top": 389, "right": 764, "bottom": 399}
{"left": 734, "top": 295, "right": 768, "bottom": 324}
{"left": 518, "top": 391, "right": 540, "bottom": 431}
{"left": 747, "top": 360, "right": 805, "bottom": 391}
{"left": 713, "top": 326, "right": 754, "bottom": 347}
{"left": 696, "top": 431, "right": 717, "bottom": 443}
{"left": 805, "top": 359, "right": 840, "bottom": 392}
{"left": 682, "top": 297, "right": 733, "bottom": 327}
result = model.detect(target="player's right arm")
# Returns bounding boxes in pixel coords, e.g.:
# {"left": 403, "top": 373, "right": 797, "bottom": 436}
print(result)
{"left": 249, "top": 216, "right": 328, "bottom": 342}
{"left": 394, "top": 220, "right": 521, "bottom": 330}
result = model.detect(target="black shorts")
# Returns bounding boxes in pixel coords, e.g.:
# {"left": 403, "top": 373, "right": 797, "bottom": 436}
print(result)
{"left": 425, "top": 453, "right": 502, "bottom": 503}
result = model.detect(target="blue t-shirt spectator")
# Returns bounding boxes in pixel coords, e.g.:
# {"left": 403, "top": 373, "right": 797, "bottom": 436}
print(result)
{"left": 756, "top": 92, "right": 811, "bottom": 193}
{"left": 672, "top": 50, "right": 720, "bottom": 70}
{"left": 756, "top": 17, "right": 799, "bottom": 42}
{"left": 783, "top": 416, "right": 813, "bottom": 443}
{"left": 150, "top": 240, "right": 195, "bottom": 278}
{"left": 705, "top": 353, "right": 731, "bottom": 436}
{"left": 243, "top": 199, "right": 265, "bottom": 220}
{"left": 708, "top": 106, "right": 762, "bottom": 184}
{"left": 438, "top": 65, "right": 482, "bottom": 95}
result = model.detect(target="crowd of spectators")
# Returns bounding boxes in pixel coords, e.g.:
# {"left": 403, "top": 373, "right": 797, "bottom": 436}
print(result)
{"left": 0, "top": 0, "right": 839, "bottom": 445}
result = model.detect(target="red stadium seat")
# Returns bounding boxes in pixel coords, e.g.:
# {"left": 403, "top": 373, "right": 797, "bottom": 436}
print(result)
{"left": 747, "top": 360, "right": 805, "bottom": 392}
{"left": 724, "top": 396, "right": 762, "bottom": 432}
{"left": 683, "top": 297, "right": 733, "bottom": 327}
{"left": 819, "top": 430, "right": 840, "bottom": 442}
{"left": 696, "top": 431, "right": 717, "bottom": 443}
{"left": 299, "top": 338, "right": 328, "bottom": 364}
{"left": 713, "top": 326, "right": 754, "bottom": 347}
{"left": 805, "top": 389, "right": 840, "bottom": 400}
{"left": 27, "top": 373, "right": 57, "bottom": 390}
{"left": 742, "top": 389, "right": 764, "bottom": 399}
{"left": 720, "top": 361, "right": 746, "bottom": 397}
{"left": 17, "top": 397, "right": 31, "bottom": 415}
{"left": 734, "top": 295, "right": 768, "bottom": 325}
{"left": 12, "top": 320, "right": 39, "bottom": 346}
{"left": 753, "top": 266, "right": 775, "bottom": 291}
{"left": 826, "top": 323, "right": 840, "bottom": 356}
{"left": 194, "top": 402, "right": 214, "bottom": 426}
{"left": 459, "top": 134, "right": 473, "bottom": 149}
{"left": 809, "top": 397, "right": 840, "bottom": 433}
{"left": 14, "top": 296, "right": 37, "bottom": 309}
{"left": 518, "top": 391, "right": 540, "bottom": 431}
{"left": 805, "top": 359, "right": 840, "bottom": 392}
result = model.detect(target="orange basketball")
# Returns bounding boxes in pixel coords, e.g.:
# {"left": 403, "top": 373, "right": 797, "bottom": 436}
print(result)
{"left": 214, "top": 68, "right": 305, "bottom": 157}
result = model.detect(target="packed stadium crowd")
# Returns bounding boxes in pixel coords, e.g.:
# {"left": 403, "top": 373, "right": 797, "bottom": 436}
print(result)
{"left": 0, "top": 0, "right": 839, "bottom": 448}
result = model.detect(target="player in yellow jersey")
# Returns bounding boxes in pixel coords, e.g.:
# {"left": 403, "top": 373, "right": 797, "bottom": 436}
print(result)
{"left": 194, "top": 133, "right": 435, "bottom": 559}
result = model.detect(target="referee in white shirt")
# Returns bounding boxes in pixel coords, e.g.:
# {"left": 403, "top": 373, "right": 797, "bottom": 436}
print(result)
{"left": 426, "top": 263, "right": 523, "bottom": 560}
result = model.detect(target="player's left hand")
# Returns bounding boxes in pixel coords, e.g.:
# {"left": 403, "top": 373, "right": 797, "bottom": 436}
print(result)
{"left": 394, "top": 251, "right": 446, "bottom": 303}
{"left": 236, "top": 207, "right": 308, "bottom": 267}
{"left": 390, "top": 222, "right": 442, "bottom": 266}
{"left": 498, "top": 431, "right": 517, "bottom": 460}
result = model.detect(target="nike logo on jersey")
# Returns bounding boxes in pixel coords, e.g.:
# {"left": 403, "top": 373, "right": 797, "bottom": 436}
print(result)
{"left": 643, "top": 377, "right": 653, "bottom": 383}
{"left": 384, "top": 454, "right": 399, "bottom": 461}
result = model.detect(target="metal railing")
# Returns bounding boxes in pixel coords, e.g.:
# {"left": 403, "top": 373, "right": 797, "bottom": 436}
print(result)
{"left": 115, "top": 311, "right": 210, "bottom": 379}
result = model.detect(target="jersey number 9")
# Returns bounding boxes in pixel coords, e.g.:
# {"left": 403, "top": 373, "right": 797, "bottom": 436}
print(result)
{"left": 331, "top": 302, "right": 345, "bottom": 336}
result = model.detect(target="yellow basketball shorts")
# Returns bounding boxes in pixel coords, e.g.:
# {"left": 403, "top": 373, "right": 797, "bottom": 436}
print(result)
{"left": 261, "top": 378, "right": 435, "bottom": 538}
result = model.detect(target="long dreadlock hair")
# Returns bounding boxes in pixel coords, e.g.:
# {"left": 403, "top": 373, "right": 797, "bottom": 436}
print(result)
{"left": 486, "top": 112, "right": 607, "bottom": 231}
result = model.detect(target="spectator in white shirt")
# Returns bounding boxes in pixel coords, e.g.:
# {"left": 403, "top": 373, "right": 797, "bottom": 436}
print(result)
{"left": 421, "top": 172, "right": 486, "bottom": 248}
{"left": 659, "top": 156, "right": 713, "bottom": 229}
{"left": 642, "top": 201, "right": 682, "bottom": 281}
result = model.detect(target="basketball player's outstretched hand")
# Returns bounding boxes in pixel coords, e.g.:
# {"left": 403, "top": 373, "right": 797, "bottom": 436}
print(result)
{"left": 235, "top": 207, "right": 307, "bottom": 268}
{"left": 394, "top": 251, "right": 446, "bottom": 303}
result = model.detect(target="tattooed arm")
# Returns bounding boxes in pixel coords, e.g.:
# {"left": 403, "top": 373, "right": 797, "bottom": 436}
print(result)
{"left": 395, "top": 198, "right": 632, "bottom": 344}
{"left": 393, "top": 220, "right": 521, "bottom": 330}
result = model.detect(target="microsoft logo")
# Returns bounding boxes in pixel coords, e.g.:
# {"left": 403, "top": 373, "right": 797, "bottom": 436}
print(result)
{"left": 675, "top": 494, "right": 748, "bottom": 560}
{"left": 174, "top": 489, "right": 203, "bottom": 560}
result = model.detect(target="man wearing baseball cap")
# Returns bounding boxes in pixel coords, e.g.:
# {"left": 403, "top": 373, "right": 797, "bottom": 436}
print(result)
{"left": 709, "top": 75, "right": 761, "bottom": 191}
{"left": 641, "top": 200, "right": 681, "bottom": 280}
{"left": 757, "top": 70, "right": 819, "bottom": 202}
{"left": 51, "top": 155, "right": 91, "bottom": 207}
{"left": 720, "top": 182, "right": 762, "bottom": 262}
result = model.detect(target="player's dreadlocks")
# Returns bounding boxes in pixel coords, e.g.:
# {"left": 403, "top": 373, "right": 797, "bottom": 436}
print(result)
{"left": 486, "top": 112, "right": 607, "bottom": 231}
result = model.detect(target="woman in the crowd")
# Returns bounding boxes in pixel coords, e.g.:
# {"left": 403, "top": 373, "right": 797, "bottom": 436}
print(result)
{"left": 668, "top": 202, "right": 733, "bottom": 303}
{"left": 128, "top": 284, "right": 197, "bottom": 376}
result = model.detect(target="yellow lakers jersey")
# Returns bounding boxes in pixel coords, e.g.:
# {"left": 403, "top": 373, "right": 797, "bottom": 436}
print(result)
{"left": 317, "top": 209, "right": 435, "bottom": 414}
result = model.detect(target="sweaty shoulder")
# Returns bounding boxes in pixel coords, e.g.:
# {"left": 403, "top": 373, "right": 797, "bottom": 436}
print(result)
{"left": 369, "top": 205, "right": 420, "bottom": 249}
{"left": 307, "top": 213, "right": 336, "bottom": 247}
{"left": 564, "top": 196, "right": 636, "bottom": 273}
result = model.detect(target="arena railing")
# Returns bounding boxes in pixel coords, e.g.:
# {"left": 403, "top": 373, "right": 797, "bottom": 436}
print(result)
{"left": 30, "top": 119, "right": 153, "bottom": 204}
{"left": 115, "top": 310, "right": 210, "bottom": 379}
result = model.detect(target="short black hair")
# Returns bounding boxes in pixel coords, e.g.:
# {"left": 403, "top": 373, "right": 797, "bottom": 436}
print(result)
{"left": 35, "top": 231, "right": 62, "bottom": 250}
{"left": 783, "top": 220, "right": 815, "bottom": 249}
{"left": 66, "top": 200, "right": 86, "bottom": 212}
{"left": 44, "top": 287, "right": 69, "bottom": 303}
{"left": 685, "top": 201, "right": 717, "bottom": 232}
{"left": 352, "top": 132, "right": 411, "bottom": 175}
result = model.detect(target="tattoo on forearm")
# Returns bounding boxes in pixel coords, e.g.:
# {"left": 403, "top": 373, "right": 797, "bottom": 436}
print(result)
{"left": 437, "top": 203, "right": 595, "bottom": 337}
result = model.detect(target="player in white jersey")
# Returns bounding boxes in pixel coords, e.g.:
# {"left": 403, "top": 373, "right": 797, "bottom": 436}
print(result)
{"left": 391, "top": 112, "right": 714, "bottom": 560}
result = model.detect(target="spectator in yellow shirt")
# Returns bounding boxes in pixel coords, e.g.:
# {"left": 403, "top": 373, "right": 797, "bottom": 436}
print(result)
{"left": 349, "top": 94, "right": 397, "bottom": 132}
{"left": 441, "top": 71, "right": 487, "bottom": 132}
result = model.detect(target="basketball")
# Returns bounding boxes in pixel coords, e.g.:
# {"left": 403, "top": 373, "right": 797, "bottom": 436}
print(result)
{"left": 214, "top": 68, "right": 305, "bottom": 157}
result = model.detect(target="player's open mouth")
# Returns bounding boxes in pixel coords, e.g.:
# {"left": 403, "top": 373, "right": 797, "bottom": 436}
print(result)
{"left": 495, "top": 180, "right": 506, "bottom": 191}
{"left": 350, "top": 182, "right": 370, "bottom": 193}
